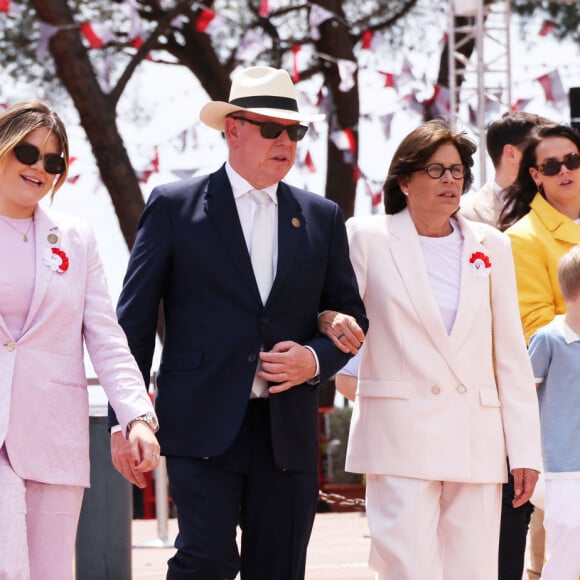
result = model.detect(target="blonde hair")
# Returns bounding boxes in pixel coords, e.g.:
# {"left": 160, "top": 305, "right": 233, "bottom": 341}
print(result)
{"left": 558, "top": 245, "right": 580, "bottom": 301}
{"left": 0, "top": 100, "right": 69, "bottom": 196}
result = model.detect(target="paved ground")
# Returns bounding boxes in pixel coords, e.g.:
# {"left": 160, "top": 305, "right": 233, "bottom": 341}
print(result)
{"left": 132, "top": 511, "right": 374, "bottom": 579}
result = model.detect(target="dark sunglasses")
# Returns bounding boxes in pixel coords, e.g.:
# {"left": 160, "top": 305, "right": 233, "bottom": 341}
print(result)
{"left": 231, "top": 116, "right": 308, "bottom": 142}
{"left": 418, "top": 163, "right": 466, "bottom": 180}
{"left": 536, "top": 153, "right": 580, "bottom": 177}
{"left": 13, "top": 143, "right": 66, "bottom": 175}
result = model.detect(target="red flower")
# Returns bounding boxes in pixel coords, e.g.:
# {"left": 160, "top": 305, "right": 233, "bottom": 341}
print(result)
{"left": 469, "top": 251, "right": 492, "bottom": 277}
{"left": 43, "top": 247, "right": 70, "bottom": 274}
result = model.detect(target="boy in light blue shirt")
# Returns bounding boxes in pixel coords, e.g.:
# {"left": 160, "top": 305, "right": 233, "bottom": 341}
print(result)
{"left": 528, "top": 244, "right": 580, "bottom": 580}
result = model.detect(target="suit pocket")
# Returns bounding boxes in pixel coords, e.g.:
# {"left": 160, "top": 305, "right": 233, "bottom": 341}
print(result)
{"left": 480, "top": 388, "right": 501, "bottom": 407}
{"left": 160, "top": 351, "right": 203, "bottom": 371}
{"left": 358, "top": 379, "right": 411, "bottom": 399}
{"left": 49, "top": 377, "right": 86, "bottom": 390}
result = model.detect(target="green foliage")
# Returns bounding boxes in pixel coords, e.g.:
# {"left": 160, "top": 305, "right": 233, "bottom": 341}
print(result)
{"left": 512, "top": 0, "right": 580, "bottom": 43}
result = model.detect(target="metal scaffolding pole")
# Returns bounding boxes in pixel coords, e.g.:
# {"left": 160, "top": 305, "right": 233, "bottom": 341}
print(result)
{"left": 448, "top": 0, "right": 512, "bottom": 186}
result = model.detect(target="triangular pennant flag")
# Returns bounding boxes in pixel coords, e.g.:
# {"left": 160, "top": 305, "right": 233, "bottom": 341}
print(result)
{"left": 0, "top": 0, "right": 10, "bottom": 13}
{"left": 36, "top": 22, "right": 60, "bottom": 61}
{"left": 80, "top": 21, "right": 115, "bottom": 49}
{"left": 337, "top": 59, "right": 358, "bottom": 93}
{"left": 291, "top": 44, "right": 301, "bottom": 82}
{"left": 361, "top": 29, "right": 373, "bottom": 50}
{"left": 309, "top": 4, "right": 334, "bottom": 41}
{"left": 330, "top": 128, "right": 356, "bottom": 152}
{"left": 304, "top": 151, "right": 316, "bottom": 173}
{"left": 512, "top": 98, "right": 532, "bottom": 112}
{"left": 379, "top": 71, "right": 397, "bottom": 89}
{"left": 378, "top": 112, "right": 394, "bottom": 139}
{"left": 195, "top": 8, "right": 225, "bottom": 34}
{"left": 537, "top": 69, "right": 566, "bottom": 104}
{"left": 539, "top": 19, "right": 558, "bottom": 37}
{"left": 258, "top": 0, "right": 269, "bottom": 17}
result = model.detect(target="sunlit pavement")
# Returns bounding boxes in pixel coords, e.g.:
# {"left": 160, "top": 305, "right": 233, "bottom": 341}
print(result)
{"left": 132, "top": 511, "right": 374, "bottom": 579}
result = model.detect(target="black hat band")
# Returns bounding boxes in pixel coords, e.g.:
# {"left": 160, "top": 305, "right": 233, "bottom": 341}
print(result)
{"left": 229, "top": 95, "right": 298, "bottom": 112}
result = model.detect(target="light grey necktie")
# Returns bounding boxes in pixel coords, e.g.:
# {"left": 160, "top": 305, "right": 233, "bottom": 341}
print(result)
{"left": 249, "top": 189, "right": 274, "bottom": 397}
{"left": 250, "top": 189, "right": 274, "bottom": 304}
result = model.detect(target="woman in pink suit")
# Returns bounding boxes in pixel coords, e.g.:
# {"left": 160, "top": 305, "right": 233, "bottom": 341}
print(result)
{"left": 0, "top": 101, "right": 160, "bottom": 579}
{"left": 321, "top": 119, "right": 542, "bottom": 580}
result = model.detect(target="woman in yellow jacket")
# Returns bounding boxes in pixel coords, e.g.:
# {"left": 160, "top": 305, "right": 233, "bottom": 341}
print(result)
{"left": 500, "top": 124, "right": 580, "bottom": 343}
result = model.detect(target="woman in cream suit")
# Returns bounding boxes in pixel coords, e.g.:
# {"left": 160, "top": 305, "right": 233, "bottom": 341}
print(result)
{"left": 322, "top": 119, "right": 542, "bottom": 580}
{"left": 0, "top": 101, "right": 160, "bottom": 579}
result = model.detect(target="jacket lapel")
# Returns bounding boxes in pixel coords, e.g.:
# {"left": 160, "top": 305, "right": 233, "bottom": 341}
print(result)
{"left": 268, "top": 183, "right": 303, "bottom": 302}
{"left": 203, "top": 167, "right": 261, "bottom": 300}
{"left": 448, "top": 215, "right": 489, "bottom": 352}
{"left": 21, "top": 206, "right": 58, "bottom": 334}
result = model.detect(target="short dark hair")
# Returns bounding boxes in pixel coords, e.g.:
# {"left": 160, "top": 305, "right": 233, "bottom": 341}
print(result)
{"left": 383, "top": 119, "right": 476, "bottom": 215}
{"left": 486, "top": 111, "right": 550, "bottom": 168}
{"left": 499, "top": 124, "right": 580, "bottom": 230}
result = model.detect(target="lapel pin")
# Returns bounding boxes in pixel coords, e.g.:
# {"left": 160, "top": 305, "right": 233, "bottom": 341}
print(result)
{"left": 291, "top": 217, "right": 301, "bottom": 228}
{"left": 47, "top": 233, "right": 59, "bottom": 244}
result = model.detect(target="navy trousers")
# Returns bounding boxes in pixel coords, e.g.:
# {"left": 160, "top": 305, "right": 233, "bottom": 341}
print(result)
{"left": 165, "top": 399, "right": 319, "bottom": 580}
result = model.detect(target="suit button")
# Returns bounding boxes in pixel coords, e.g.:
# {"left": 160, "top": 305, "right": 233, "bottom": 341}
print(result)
{"left": 248, "top": 354, "right": 257, "bottom": 362}
{"left": 431, "top": 386, "right": 441, "bottom": 395}
{"left": 261, "top": 317, "right": 270, "bottom": 325}
{"left": 457, "top": 385, "right": 467, "bottom": 394}
{"left": 6, "top": 341, "right": 16, "bottom": 352}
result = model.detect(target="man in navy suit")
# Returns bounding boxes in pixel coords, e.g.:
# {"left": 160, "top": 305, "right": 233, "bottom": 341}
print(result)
{"left": 111, "top": 66, "right": 367, "bottom": 580}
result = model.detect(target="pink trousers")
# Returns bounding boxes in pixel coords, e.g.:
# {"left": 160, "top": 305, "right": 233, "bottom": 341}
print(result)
{"left": 0, "top": 445, "right": 84, "bottom": 580}
{"left": 366, "top": 474, "right": 502, "bottom": 580}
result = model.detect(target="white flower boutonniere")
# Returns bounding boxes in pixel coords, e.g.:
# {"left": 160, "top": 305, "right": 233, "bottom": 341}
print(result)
{"left": 469, "top": 251, "right": 492, "bottom": 278}
{"left": 43, "top": 247, "right": 70, "bottom": 274}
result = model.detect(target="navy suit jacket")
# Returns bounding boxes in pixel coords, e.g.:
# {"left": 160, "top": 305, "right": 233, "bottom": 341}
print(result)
{"left": 113, "top": 165, "right": 367, "bottom": 472}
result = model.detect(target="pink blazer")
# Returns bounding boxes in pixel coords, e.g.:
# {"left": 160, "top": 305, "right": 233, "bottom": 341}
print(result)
{"left": 345, "top": 209, "right": 542, "bottom": 483}
{"left": 0, "top": 205, "right": 155, "bottom": 487}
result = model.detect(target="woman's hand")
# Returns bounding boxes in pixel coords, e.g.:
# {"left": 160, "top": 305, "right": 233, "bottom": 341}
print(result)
{"left": 318, "top": 310, "right": 365, "bottom": 354}
{"left": 511, "top": 467, "right": 540, "bottom": 508}
{"left": 110, "top": 425, "right": 160, "bottom": 489}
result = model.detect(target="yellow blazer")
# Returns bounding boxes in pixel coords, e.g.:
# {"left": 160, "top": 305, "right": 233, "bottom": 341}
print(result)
{"left": 505, "top": 193, "right": 580, "bottom": 343}
{"left": 345, "top": 209, "right": 541, "bottom": 483}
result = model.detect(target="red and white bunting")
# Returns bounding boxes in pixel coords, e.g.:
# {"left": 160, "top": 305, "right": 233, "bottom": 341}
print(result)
{"left": 80, "top": 21, "right": 115, "bottom": 49}
{"left": 308, "top": 4, "right": 334, "bottom": 41}
{"left": 537, "top": 69, "right": 566, "bottom": 105}
{"left": 330, "top": 128, "right": 356, "bottom": 152}
{"left": 0, "top": 0, "right": 9, "bottom": 13}
{"left": 195, "top": 8, "right": 226, "bottom": 34}
{"left": 337, "top": 59, "right": 358, "bottom": 93}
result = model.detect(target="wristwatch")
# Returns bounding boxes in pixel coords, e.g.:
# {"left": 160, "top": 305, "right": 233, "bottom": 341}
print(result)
{"left": 128, "top": 412, "right": 158, "bottom": 433}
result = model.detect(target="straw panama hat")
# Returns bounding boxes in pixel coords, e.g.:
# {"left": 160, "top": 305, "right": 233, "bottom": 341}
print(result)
{"left": 200, "top": 66, "right": 326, "bottom": 132}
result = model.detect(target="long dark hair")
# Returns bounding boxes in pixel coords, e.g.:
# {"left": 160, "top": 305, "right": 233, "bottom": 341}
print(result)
{"left": 499, "top": 124, "right": 580, "bottom": 231}
{"left": 383, "top": 119, "right": 476, "bottom": 215}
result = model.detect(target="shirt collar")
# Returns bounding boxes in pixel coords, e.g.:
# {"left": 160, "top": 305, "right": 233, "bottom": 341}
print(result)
{"left": 561, "top": 316, "right": 580, "bottom": 344}
{"left": 225, "top": 162, "right": 278, "bottom": 204}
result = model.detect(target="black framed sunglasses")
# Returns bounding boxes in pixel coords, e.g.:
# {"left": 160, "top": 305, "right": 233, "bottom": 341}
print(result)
{"left": 536, "top": 153, "right": 580, "bottom": 177}
{"left": 231, "top": 116, "right": 308, "bottom": 142}
{"left": 13, "top": 143, "right": 66, "bottom": 175}
{"left": 419, "top": 163, "right": 466, "bottom": 180}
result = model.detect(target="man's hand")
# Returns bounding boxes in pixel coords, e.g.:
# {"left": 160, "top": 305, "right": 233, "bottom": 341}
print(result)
{"left": 318, "top": 310, "right": 365, "bottom": 354}
{"left": 258, "top": 341, "right": 317, "bottom": 394}
{"left": 511, "top": 467, "right": 539, "bottom": 508}
{"left": 110, "top": 424, "right": 160, "bottom": 489}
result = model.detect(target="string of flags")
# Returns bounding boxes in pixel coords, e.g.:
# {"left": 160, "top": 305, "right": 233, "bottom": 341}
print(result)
{"left": 2, "top": 0, "right": 577, "bottom": 210}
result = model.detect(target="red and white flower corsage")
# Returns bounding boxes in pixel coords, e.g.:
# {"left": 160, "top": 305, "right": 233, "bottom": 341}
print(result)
{"left": 469, "top": 251, "right": 492, "bottom": 278}
{"left": 43, "top": 247, "right": 70, "bottom": 274}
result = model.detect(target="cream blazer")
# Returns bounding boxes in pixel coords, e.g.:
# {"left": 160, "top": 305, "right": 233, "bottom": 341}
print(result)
{"left": 460, "top": 182, "right": 502, "bottom": 228}
{"left": 0, "top": 206, "right": 155, "bottom": 487}
{"left": 345, "top": 209, "right": 542, "bottom": 483}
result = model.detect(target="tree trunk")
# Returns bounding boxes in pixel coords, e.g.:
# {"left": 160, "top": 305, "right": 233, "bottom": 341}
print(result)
{"left": 32, "top": 0, "right": 145, "bottom": 250}
{"left": 311, "top": 0, "right": 359, "bottom": 220}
